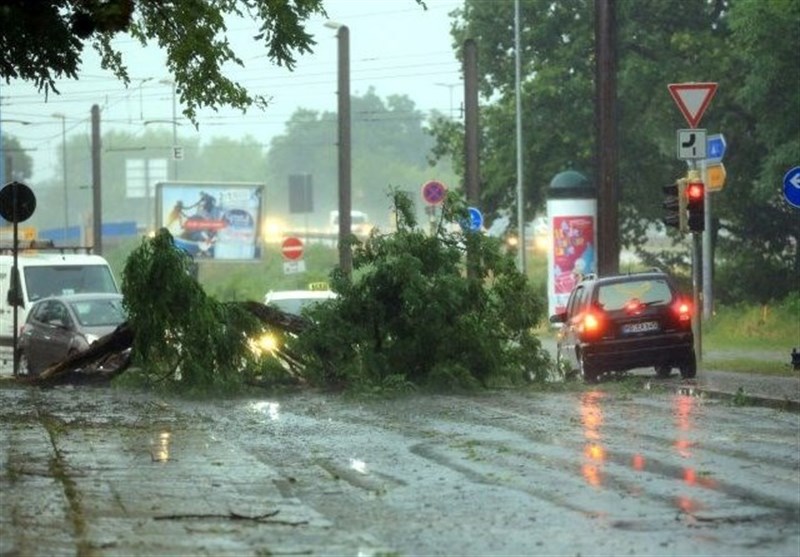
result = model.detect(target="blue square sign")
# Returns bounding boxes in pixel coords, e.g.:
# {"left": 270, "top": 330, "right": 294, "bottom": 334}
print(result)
{"left": 707, "top": 134, "right": 726, "bottom": 161}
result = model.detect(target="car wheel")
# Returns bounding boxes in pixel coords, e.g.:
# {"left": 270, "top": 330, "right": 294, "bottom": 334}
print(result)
{"left": 655, "top": 365, "right": 672, "bottom": 378}
{"left": 18, "top": 351, "right": 34, "bottom": 376}
{"left": 680, "top": 355, "right": 697, "bottom": 379}
{"left": 557, "top": 348, "right": 578, "bottom": 381}
{"left": 578, "top": 352, "right": 598, "bottom": 383}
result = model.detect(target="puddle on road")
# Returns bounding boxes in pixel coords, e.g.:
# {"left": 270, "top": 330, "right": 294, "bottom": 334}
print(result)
{"left": 150, "top": 430, "right": 173, "bottom": 463}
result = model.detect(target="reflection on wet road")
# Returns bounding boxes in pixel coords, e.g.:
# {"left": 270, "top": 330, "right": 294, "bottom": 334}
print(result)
{"left": 0, "top": 385, "right": 797, "bottom": 556}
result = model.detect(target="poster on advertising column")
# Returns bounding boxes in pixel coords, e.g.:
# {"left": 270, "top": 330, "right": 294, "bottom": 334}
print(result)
{"left": 551, "top": 215, "right": 596, "bottom": 314}
{"left": 156, "top": 182, "right": 264, "bottom": 260}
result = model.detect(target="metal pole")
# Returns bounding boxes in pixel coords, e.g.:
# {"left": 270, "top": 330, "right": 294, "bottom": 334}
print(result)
{"left": 514, "top": 0, "right": 526, "bottom": 275}
{"left": 61, "top": 115, "right": 68, "bottom": 243}
{"left": 702, "top": 166, "right": 713, "bottom": 319}
{"left": 91, "top": 105, "right": 103, "bottom": 255}
{"left": 171, "top": 81, "right": 178, "bottom": 180}
{"left": 11, "top": 181, "right": 18, "bottom": 377}
{"left": 693, "top": 231, "right": 703, "bottom": 362}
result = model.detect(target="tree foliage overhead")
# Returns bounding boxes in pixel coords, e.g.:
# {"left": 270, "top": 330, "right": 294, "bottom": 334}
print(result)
{"left": 0, "top": 0, "right": 412, "bottom": 122}
{"left": 434, "top": 0, "right": 799, "bottom": 303}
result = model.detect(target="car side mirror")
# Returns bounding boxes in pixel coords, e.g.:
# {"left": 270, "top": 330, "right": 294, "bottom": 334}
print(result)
{"left": 549, "top": 313, "right": 566, "bottom": 324}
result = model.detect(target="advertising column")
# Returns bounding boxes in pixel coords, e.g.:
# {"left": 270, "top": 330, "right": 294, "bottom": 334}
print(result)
{"left": 546, "top": 170, "right": 597, "bottom": 319}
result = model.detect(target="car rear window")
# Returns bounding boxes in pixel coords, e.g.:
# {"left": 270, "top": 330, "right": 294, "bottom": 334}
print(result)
{"left": 596, "top": 279, "right": 673, "bottom": 311}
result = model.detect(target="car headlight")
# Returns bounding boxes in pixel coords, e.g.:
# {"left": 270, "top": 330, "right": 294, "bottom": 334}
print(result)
{"left": 85, "top": 333, "right": 100, "bottom": 345}
{"left": 249, "top": 332, "right": 280, "bottom": 356}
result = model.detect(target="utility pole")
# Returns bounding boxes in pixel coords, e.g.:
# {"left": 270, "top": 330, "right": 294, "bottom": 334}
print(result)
{"left": 325, "top": 21, "right": 352, "bottom": 277}
{"left": 595, "top": 0, "right": 619, "bottom": 276}
{"left": 464, "top": 39, "right": 480, "bottom": 207}
{"left": 514, "top": 0, "right": 527, "bottom": 275}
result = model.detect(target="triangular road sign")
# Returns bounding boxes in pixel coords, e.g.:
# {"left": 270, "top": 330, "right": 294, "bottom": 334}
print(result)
{"left": 668, "top": 82, "right": 718, "bottom": 128}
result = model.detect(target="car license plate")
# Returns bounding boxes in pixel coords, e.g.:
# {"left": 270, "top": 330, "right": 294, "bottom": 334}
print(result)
{"left": 622, "top": 321, "right": 659, "bottom": 334}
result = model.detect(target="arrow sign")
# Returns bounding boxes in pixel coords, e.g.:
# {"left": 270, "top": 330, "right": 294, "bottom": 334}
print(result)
{"left": 668, "top": 82, "right": 718, "bottom": 128}
{"left": 706, "top": 133, "right": 726, "bottom": 161}
{"left": 784, "top": 166, "right": 800, "bottom": 209}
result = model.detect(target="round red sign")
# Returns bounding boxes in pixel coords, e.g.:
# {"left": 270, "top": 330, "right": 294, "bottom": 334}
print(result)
{"left": 421, "top": 180, "right": 447, "bottom": 206}
{"left": 281, "top": 237, "right": 304, "bottom": 261}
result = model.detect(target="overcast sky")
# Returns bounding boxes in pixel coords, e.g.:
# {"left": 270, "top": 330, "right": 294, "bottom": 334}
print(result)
{"left": 1, "top": 0, "right": 464, "bottom": 184}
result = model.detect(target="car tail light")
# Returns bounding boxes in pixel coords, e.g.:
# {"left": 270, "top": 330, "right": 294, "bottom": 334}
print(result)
{"left": 578, "top": 310, "right": 605, "bottom": 340}
{"left": 673, "top": 299, "right": 692, "bottom": 323}
{"left": 624, "top": 298, "right": 644, "bottom": 315}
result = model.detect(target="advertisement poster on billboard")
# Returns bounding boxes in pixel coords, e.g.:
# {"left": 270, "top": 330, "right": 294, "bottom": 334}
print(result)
{"left": 156, "top": 182, "right": 264, "bottom": 260}
{"left": 552, "top": 215, "right": 595, "bottom": 313}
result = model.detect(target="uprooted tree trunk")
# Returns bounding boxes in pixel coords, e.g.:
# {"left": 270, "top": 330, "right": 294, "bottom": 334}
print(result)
{"left": 23, "top": 301, "right": 311, "bottom": 388}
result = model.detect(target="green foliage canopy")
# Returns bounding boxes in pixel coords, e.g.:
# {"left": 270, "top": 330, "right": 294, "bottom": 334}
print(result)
{"left": 0, "top": 0, "right": 424, "bottom": 122}
{"left": 434, "top": 0, "right": 799, "bottom": 302}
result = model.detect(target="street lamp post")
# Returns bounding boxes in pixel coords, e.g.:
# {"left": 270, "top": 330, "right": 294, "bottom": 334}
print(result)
{"left": 52, "top": 113, "right": 68, "bottom": 242}
{"left": 324, "top": 21, "right": 352, "bottom": 277}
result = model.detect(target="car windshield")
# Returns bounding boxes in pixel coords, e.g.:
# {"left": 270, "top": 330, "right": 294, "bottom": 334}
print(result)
{"left": 268, "top": 297, "right": 326, "bottom": 316}
{"left": 24, "top": 265, "right": 118, "bottom": 302}
{"left": 596, "top": 279, "right": 672, "bottom": 311}
{"left": 69, "top": 298, "right": 127, "bottom": 327}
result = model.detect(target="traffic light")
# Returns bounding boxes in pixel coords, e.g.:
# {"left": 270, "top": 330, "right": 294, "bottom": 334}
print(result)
{"left": 686, "top": 179, "right": 705, "bottom": 232}
{"left": 662, "top": 179, "right": 687, "bottom": 231}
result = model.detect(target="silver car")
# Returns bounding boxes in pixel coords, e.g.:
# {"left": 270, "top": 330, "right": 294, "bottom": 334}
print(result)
{"left": 18, "top": 293, "right": 126, "bottom": 375}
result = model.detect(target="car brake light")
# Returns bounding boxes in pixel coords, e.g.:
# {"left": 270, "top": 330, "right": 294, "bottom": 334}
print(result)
{"left": 579, "top": 310, "right": 605, "bottom": 339}
{"left": 584, "top": 312, "right": 601, "bottom": 331}
{"left": 625, "top": 298, "right": 643, "bottom": 315}
{"left": 673, "top": 300, "right": 692, "bottom": 322}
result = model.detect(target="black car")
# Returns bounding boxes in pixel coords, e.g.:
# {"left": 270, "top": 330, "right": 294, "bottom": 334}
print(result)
{"left": 549, "top": 269, "right": 696, "bottom": 382}
{"left": 18, "top": 293, "right": 126, "bottom": 375}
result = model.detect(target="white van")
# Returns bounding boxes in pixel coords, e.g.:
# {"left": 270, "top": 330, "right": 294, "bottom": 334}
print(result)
{"left": 0, "top": 250, "right": 119, "bottom": 373}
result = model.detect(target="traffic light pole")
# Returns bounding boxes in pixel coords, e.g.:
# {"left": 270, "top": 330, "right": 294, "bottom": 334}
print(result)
{"left": 688, "top": 164, "right": 703, "bottom": 363}
{"left": 702, "top": 174, "right": 713, "bottom": 320}
{"left": 692, "top": 229, "right": 702, "bottom": 363}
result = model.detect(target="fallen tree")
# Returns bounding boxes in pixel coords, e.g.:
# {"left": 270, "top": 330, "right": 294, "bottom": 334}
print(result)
{"left": 24, "top": 301, "right": 311, "bottom": 388}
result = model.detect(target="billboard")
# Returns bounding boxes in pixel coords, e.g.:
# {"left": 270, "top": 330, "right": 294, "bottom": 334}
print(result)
{"left": 156, "top": 182, "right": 264, "bottom": 260}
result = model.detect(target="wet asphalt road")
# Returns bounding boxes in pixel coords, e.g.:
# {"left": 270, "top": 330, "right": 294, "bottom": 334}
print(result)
{"left": 0, "top": 372, "right": 798, "bottom": 557}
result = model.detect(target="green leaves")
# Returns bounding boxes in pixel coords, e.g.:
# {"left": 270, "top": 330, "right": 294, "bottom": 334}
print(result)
{"left": 296, "top": 190, "right": 551, "bottom": 392}
{"left": 121, "top": 228, "right": 262, "bottom": 392}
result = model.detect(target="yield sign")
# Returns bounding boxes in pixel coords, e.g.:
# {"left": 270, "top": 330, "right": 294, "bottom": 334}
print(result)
{"left": 668, "top": 82, "right": 718, "bottom": 128}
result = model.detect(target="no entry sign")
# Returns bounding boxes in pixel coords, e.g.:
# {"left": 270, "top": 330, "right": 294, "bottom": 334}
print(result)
{"left": 281, "top": 237, "right": 304, "bottom": 260}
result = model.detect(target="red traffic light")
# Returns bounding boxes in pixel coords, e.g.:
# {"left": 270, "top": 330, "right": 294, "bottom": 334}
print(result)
{"left": 686, "top": 181, "right": 705, "bottom": 232}
{"left": 686, "top": 182, "right": 704, "bottom": 200}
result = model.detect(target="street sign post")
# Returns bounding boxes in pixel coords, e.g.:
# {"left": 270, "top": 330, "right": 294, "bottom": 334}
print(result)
{"left": 668, "top": 82, "right": 718, "bottom": 128}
